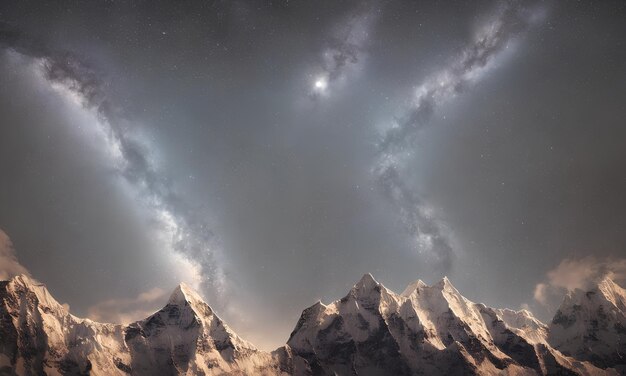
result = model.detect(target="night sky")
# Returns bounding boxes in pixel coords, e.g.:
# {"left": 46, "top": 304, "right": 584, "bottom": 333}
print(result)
{"left": 1, "top": 0, "right": 626, "bottom": 351}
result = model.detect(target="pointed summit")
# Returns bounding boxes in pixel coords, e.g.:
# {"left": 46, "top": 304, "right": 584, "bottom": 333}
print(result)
{"left": 5, "top": 273, "right": 67, "bottom": 313}
{"left": 355, "top": 273, "right": 378, "bottom": 290}
{"left": 161, "top": 282, "right": 217, "bottom": 324}
{"left": 401, "top": 278, "right": 427, "bottom": 297}
{"left": 126, "top": 280, "right": 258, "bottom": 368}
{"left": 595, "top": 276, "right": 626, "bottom": 306}
{"left": 168, "top": 282, "right": 205, "bottom": 306}
{"left": 434, "top": 275, "right": 455, "bottom": 291}
{"left": 8, "top": 273, "right": 39, "bottom": 287}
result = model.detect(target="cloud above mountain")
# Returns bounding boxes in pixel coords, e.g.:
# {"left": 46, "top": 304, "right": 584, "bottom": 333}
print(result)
{"left": 87, "top": 287, "right": 169, "bottom": 324}
{"left": 534, "top": 256, "right": 626, "bottom": 306}
{"left": 0, "top": 228, "right": 30, "bottom": 280}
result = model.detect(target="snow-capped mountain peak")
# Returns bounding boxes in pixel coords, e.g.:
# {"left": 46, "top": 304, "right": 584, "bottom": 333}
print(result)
{"left": 400, "top": 278, "right": 427, "bottom": 296}
{"left": 548, "top": 276, "right": 626, "bottom": 371}
{"left": 168, "top": 282, "right": 204, "bottom": 305}
{"left": 3, "top": 274, "right": 68, "bottom": 315}
{"left": 596, "top": 277, "right": 626, "bottom": 310}
{"left": 354, "top": 272, "right": 378, "bottom": 290}
{"left": 286, "top": 275, "right": 616, "bottom": 375}
{"left": 436, "top": 275, "right": 451, "bottom": 287}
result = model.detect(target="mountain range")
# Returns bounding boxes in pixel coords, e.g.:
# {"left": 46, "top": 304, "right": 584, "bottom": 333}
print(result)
{"left": 1, "top": 273, "right": 624, "bottom": 375}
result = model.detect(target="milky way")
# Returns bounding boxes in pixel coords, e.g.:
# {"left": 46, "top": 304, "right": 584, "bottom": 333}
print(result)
{"left": 374, "top": 1, "right": 543, "bottom": 273}
{"left": 0, "top": 24, "right": 229, "bottom": 308}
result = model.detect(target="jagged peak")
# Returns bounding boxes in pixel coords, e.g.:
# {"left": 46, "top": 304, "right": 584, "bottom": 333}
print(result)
{"left": 552, "top": 277, "right": 626, "bottom": 328}
{"left": 496, "top": 308, "right": 547, "bottom": 333}
{"left": 401, "top": 278, "right": 427, "bottom": 297}
{"left": 562, "top": 277, "right": 625, "bottom": 304}
{"left": 596, "top": 275, "right": 623, "bottom": 293}
{"left": 300, "top": 300, "right": 327, "bottom": 317}
{"left": 5, "top": 274, "right": 70, "bottom": 315}
{"left": 167, "top": 282, "right": 209, "bottom": 310}
{"left": 7, "top": 273, "right": 38, "bottom": 286}
{"left": 590, "top": 276, "right": 626, "bottom": 310}
{"left": 6, "top": 274, "right": 45, "bottom": 300}
{"left": 355, "top": 273, "right": 378, "bottom": 288}
{"left": 428, "top": 276, "right": 479, "bottom": 319}
{"left": 499, "top": 307, "right": 537, "bottom": 320}
{"left": 434, "top": 275, "right": 456, "bottom": 291}
{"left": 350, "top": 273, "right": 382, "bottom": 298}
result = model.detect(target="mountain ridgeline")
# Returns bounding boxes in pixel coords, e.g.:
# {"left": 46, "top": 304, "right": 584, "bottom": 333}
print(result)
{"left": 1, "top": 273, "right": 625, "bottom": 375}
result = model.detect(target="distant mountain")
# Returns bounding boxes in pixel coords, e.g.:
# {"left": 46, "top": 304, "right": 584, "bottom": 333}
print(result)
{"left": 0, "top": 273, "right": 623, "bottom": 375}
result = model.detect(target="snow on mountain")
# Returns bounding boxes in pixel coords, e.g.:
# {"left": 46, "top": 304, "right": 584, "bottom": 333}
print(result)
{"left": 1, "top": 273, "right": 624, "bottom": 375}
{"left": 287, "top": 274, "right": 615, "bottom": 375}
{"left": 494, "top": 308, "right": 548, "bottom": 345}
{"left": 0, "top": 274, "right": 129, "bottom": 375}
{"left": 0, "top": 275, "right": 286, "bottom": 376}
{"left": 548, "top": 277, "right": 626, "bottom": 371}
{"left": 124, "top": 282, "right": 283, "bottom": 375}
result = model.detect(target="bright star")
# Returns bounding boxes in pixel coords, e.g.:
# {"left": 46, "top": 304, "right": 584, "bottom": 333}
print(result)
{"left": 314, "top": 77, "right": 328, "bottom": 91}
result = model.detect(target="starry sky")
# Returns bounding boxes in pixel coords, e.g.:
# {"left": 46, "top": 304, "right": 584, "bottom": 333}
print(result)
{"left": 1, "top": 0, "right": 626, "bottom": 351}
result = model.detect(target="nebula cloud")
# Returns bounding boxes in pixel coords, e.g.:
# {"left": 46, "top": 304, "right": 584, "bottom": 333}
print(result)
{"left": 374, "top": 1, "right": 543, "bottom": 272}
{"left": 0, "top": 25, "right": 228, "bottom": 307}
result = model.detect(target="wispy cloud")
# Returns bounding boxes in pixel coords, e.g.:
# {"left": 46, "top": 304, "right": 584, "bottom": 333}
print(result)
{"left": 87, "top": 287, "right": 169, "bottom": 324}
{"left": 534, "top": 256, "right": 626, "bottom": 305}
{"left": 0, "top": 228, "right": 31, "bottom": 280}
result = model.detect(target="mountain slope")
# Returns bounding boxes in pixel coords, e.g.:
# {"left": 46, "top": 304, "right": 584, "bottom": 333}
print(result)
{"left": 548, "top": 277, "right": 626, "bottom": 371}
{"left": 0, "top": 274, "right": 128, "bottom": 375}
{"left": 124, "top": 283, "right": 281, "bottom": 375}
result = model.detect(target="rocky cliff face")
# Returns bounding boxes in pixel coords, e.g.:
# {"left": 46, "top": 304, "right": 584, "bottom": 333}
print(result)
{"left": 0, "top": 273, "right": 624, "bottom": 375}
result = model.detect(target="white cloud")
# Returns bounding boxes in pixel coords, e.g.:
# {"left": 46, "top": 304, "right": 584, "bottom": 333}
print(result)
{"left": 534, "top": 256, "right": 626, "bottom": 306}
{"left": 87, "top": 287, "right": 169, "bottom": 324}
{"left": 533, "top": 283, "right": 550, "bottom": 305}
{"left": 0, "top": 229, "right": 31, "bottom": 280}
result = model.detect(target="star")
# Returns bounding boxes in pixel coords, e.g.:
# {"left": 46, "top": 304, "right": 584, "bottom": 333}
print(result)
{"left": 313, "top": 76, "right": 328, "bottom": 91}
